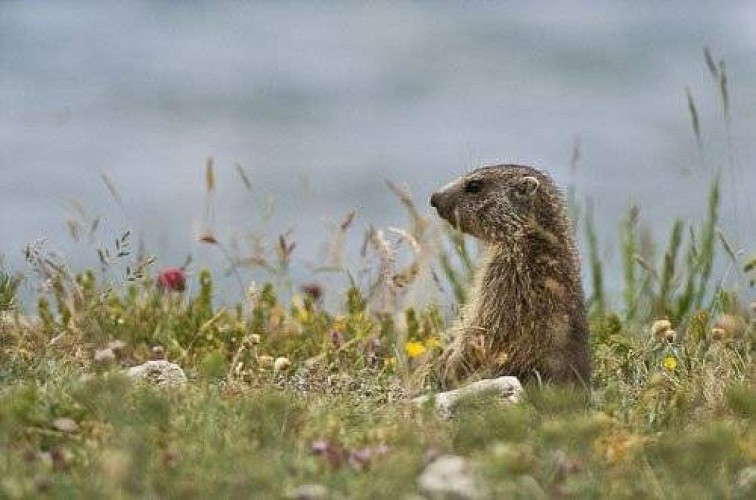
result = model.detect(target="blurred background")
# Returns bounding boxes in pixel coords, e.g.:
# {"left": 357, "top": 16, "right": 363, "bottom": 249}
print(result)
{"left": 2, "top": 1, "right": 755, "bottom": 305}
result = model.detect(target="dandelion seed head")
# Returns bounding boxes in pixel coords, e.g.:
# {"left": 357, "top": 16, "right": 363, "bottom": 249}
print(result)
{"left": 651, "top": 319, "right": 672, "bottom": 339}
{"left": 273, "top": 356, "right": 291, "bottom": 372}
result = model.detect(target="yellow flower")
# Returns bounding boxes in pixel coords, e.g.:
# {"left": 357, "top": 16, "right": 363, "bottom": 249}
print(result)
{"left": 662, "top": 355, "right": 677, "bottom": 371}
{"left": 404, "top": 341, "right": 427, "bottom": 359}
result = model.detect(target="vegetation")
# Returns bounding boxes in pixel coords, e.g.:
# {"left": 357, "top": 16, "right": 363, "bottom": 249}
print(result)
{"left": 1, "top": 54, "right": 754, "bottom": 498}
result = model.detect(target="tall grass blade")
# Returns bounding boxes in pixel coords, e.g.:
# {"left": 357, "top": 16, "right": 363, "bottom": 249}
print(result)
{"left": 584, "top": 200, "right": 605, "bottom": 317}
{"left": 235, "top": 163, "right": 252, "bottom": 191}
{"left": 657, "top": 219, "right": 683, "bottom": 319}
{"left": 205, "top": 157, "right": 216, "bottom": 193}
{"left": 438, "top": 251, "right": 466, "bottom": 305}
{"left": 703, "top": 46, "right": 718, "bottom": 80}
{"left": 693, "top": 174, "right": 720, "bottom": 310}
{"left": 621, "top": 205, "right": 639, "bottom": 321}
{"left": 718, "top": 60, "right": 730, "bottom": 121}
{"left": 685, "top": 87, "right": 703, "bottom": 150}
{"left": 99, "top": 171, "right": 123, "bottom": 206}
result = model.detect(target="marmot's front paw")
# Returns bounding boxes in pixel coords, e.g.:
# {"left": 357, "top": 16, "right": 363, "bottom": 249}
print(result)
{"left": 434, "top": 347, "right": 468, "bottom": 389}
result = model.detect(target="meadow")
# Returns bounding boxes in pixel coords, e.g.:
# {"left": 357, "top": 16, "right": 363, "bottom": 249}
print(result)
{"left": 1, "top": 58, "right": 754, "bottom": 498}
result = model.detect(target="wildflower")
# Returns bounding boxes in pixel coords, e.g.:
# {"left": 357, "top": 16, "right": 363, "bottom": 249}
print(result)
{"left": 311, "top": 440, "right": 344, "bottom": 467}
{"left": 156, "top": 267, "right": 186, "bottom": 292}
{"left": 405, "top": 341, "right": 427, "bottom": 359}
{"left": 662, "top": 355, "right": 677, "bottom": 372}
{"left": 274, "top": 356, "right": 291, "bottom": 372}
{"left": 348, "top": 444, "right": 390, "bottom": 470}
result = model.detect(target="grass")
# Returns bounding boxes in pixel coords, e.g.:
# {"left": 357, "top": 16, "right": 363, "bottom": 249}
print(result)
{"left": 1, "top": 54, "right": 755, "bottom": 498}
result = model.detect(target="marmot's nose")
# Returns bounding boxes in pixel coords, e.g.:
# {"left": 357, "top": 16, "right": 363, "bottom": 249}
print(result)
{"left": 430, "top": 192, "right": 440, "bottom": 209}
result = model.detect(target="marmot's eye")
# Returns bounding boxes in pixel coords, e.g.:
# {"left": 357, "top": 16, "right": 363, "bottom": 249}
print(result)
{"left": 464, "top": 179, "right": 483, "bottom": 193}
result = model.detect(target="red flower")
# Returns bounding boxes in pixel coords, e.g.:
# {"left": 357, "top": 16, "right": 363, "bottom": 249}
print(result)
{"left": 156, "top": 267, "right": 186, "bottom": 292}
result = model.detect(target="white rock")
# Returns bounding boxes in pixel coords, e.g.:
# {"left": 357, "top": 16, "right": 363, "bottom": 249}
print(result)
{"left": 413, "top": 376, "right": 523, "bottom": 418}
{"left": 735, "top": 466, "right": 756, "bottom": 498}
{"left": 52, "top": 417, "right": 79, "bottom": 434}
{"left": 126, "top": 360, "right": 187, "bottom": 387}
{"left": 417, "top": 455, "right": 482, "bottom": 499}
{"left": 291, "top": 483, "right": 329, "bottom": 499}
{"left": 94, "top": 348, "right": 116, "bottom": 365}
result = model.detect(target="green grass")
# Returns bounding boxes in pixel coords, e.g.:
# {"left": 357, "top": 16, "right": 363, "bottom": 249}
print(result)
{"left": 1, "top": 173, "right": 753, "bottom": 498}
{"left": 1, "top": 52, "right": 754, "bottom": 499}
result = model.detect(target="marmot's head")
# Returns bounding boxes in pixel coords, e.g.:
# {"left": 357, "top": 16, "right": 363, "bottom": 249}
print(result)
{"left": 430, "top": 164, "right": 566, "bottom": 243}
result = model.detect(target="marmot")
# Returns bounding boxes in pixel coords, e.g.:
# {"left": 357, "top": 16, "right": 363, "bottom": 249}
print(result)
{"left": 430, "top": 164, "right": 591, "bottom": 387}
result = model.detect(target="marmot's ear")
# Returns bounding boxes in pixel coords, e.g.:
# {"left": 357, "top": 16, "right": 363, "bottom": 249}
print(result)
{"left": 516, "top": 176, "right": 540, "bottom": 197}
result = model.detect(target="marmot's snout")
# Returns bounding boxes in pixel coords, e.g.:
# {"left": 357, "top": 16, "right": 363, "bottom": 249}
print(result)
{"left": 430, "top": 190, "right": 459, "bottom": 230}
{"left": 429, "top": 191, "right": 448, "bottom": 218}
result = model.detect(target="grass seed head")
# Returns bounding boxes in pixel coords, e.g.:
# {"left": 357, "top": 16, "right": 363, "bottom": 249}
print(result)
{"left": 651, "top": 319, "right": 672, "bottom": 340}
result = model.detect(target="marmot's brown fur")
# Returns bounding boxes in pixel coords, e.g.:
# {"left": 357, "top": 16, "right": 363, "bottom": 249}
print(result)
{"left": 430, "top": 164, "right": 591, "bottom": 387}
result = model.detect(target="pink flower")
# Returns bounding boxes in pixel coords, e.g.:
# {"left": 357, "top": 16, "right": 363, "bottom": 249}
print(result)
{"left": 156, "top": 267, "right": 186, "bottom": 292}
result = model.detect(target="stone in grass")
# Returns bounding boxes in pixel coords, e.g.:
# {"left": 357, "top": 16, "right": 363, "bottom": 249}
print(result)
{"left": 289, "top": 483, "right": 329, "bottom": 500}
{"left": 735, "top": 466, "right": 756, "bottom": 499}
{"left": 126, "top": 360, "right": 187, "bottom": 388}
{"left": 94, "top": 347, "right": 116, "bottom": 365}
{"left": 413, "top": 376, "right": 523, "bottom": 418}
{"left": 51, "top": 417, "right": 79, "bottom": 434}
{"left": 417, "top": 455, "right": 483, "bottom": 499}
